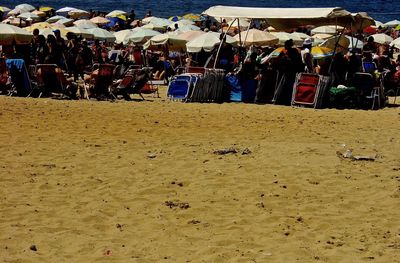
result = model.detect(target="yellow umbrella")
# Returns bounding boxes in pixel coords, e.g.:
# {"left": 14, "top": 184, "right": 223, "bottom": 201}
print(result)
{"left": 310, "top": 46, "right": 334, "bottom": 59}
{"left": 183, "top": 13, "right": 200, "bottom": 21}
{"left": 117, "top": 15, "right": 127, "bottom": 21}
{"left": 0, "top": 6, "right": 11, "bottom": 12}
{"left": 39, "top": 6, "right": 54, "bottom": 12}
{"left": 32, "top": 10, "right": 47, "bottom": 17}
{"left": 24, "top": 22, "right": 52, "bottom": 31}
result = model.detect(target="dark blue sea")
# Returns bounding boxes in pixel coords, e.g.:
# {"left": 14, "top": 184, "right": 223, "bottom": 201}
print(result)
{"left": 4, "top": 0, "right": 400, "bottom": 22}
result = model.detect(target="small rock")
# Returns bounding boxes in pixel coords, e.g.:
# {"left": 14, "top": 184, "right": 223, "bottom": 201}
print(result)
{"left": 147, "top": 153, "right": 157, "bottom": 159}
{"left": 30, "top": 245, "right": 37, "bottom": 251}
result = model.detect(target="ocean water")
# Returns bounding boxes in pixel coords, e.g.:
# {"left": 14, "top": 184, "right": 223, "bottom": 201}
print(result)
{"left": 4, "top": 0, "right": 400, "bottom": 22}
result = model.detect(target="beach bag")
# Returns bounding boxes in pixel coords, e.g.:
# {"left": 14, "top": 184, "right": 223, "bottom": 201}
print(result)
{"left": 328, "top": 85, "right": 357, "bottom": 109}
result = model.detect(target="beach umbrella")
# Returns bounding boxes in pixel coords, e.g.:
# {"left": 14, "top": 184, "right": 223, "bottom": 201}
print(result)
{"left": 183, "top": 13, "right": 201, "bottom": 21}
{"left": 168, "top": 16, "right": 181, "bottom": 22}
{"left": 269, "top": 46, "right": 300, "bottom": 57}
{"left": 319, "top": 35, "right": 350, "bottom": 53}
{"left": 15, "top": 4, "right": 35, "bottom": 12}
{"left": 66, "top": 27, "right": 94, "bottom": 39}
{"left": 143, "top": 33, "right": 187, "bottom": 51}
{"left": 56, "top": 7, "right": 76, "bottom": 13}
{"left": 234, "top": 29, "right": 279, "bottom": 47}
{"left": 7, "top": 8, "right": 24, "bottom": 16}
{"left": 56, "top": 18, "right": 74, "bottom": 26}
{"left": 125, "top": 28, "right": 161, "bottom": 44}
{"left": 363, "top": 26, "right": 377, "bottom": 34}
{"left": 142, "top": 17, "right": 171, "bottom": 27}
{"left": 113, "top": 29, "right": 135, "bottom": 44}
{"left": 384, "top": 20, "right": 400, "bottom": 27}
{"left": 290, "top": 32, "right": 311, "bottom": 40}
{"left": 270, "top": 32, "right": 303, "bottom": 46}
{"left": 311, "top": 46, "right": 334, "bottom": 59}
{"left": 0, "top": 24, "right": 33, "bottom": 45}
{"left": 17, "top": 12, "right": 40, "bottom": 21}
{"left": 374, "top": 21, "right": 383, "bottom": 27}
{"left": 346, "top": 36, "right": 364, "bottom": 49}
{"left": 0, "top": 6, "right": 11, "bottom": 12}
{"left": 1, "top": 17, "right": 26, "bottom": 26}
{"left": 24, "top": 22, "right": 52, "bottom": 31}
{"left": 46, "top": 15, "right": 66, "bottom": 23}
{"left": 311, "top": 25, "right": 343, "bottom": 35}
{"left": 186, "top": 31, "right": 237, "bottom": 53}
{"left": 390, "top": 37, "right": 400, "bottom": 49}
{"left": 370, "top": 33, "right": 393, "bottom": 44}
{"left": 87, "top": 28, "right": 116, "bottom": 42}
{"left": 68, "top": 9, "right": 89, "bottom": 19}
{"left": 177, "top": 30, "right": 206, "bottom": 41}
{"left": 395, "top": 24, "right": 400, "bottom": 31}
{"left": 106, "top": 10, "right": 128, "bottom": 18}
{"left": 90, "top": 16, "right": 111, "bottom": 25}
{"left": 174, "top": 25, "right": 201, "bottom": 32}
{"left": 312, "top": 33, "right": 333, "bottom": 40}
{"left": 32, "top": 10, "right": 47, "bottom": 17}
{"left": 39, "top": 6, "right": 54, "bottom": 12}
{"left": 74, "top": 19, "right": 98, "bottom": 29}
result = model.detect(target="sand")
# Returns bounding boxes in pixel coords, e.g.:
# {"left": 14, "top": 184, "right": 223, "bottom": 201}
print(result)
{"left": 0, "top": 91, "right": 399, "bottom": 262}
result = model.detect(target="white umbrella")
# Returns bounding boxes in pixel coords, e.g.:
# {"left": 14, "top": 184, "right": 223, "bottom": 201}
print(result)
{"left": 0, "top": 24, "right": 33, "bottom": 45}
{"left": 56, "top": 18, "right": 74, "bottom": 26}
{"left": 270, "top": 32, "right": 303, "bottom": 46}
{"left": 390, "top": 37, "right": 400, "bottom": 49}
{"left": 56, "top": 7, "right": 76, "bottom": 13}
{"left": 113, "top": 29, "right": 135, "bottom": 44}
{"left": 174, "top": 24, "right": 201, "bottom": 32}
{"left": 374, "top": 21, "right": 384, "bottom": 28}
{"left": 0, "top": 6, "right": 11, "bottom": 12}
{"left": 311, "top": 25, "right": 343, "bottom": 35}
{"left": 7, "top": 8, "right": 24, "bottom": 16}
{"left": 46, "top": 15, "right": 66, "bottom": 23}
{"left": 15, "top": 4, "right": 35, "bottom": 12}
{"left": 234, "top": 29, "right": 279, "bottom": 47}
{"left": 74, "top": 19, "right": 98, "bottom": 29}
{"left": 186, "top": 32, "right": 237, "bottom": 53}
{"left": 125, "top": 28, "right": 161, "bottom": 44}
{"left": 142, "top": 16, "right": 171, "bottom": 27}
{"left": 68, "top": 9, "right": 89, "bottom": 19}
{"left": 312, "top": 33, "right": 333, "bottom": 40}
{"left": 384, "top": 20, "right": 400, "bottom": 27}
{"left": 370, "top": 33, "right": 393, "bottom": 44}
{"left": 105, "top": 10, "right": 128, "bottom": 18}
{"left": 18, "top": 12, "right": 40, "bottom": 21}
{"left": 290, "top": 32, "right": 311, "bottom": 40}
{"left": 66, "top": 26, "right": 94, "bottom": 39}
{"left": 143, "top": 33, "right": 187, "bottom": 51}
{"left": 346, "top": 36, "right": 364, "bottom": 49}
{"left": 87, "top": 28, "right": 116, "bottom": 42}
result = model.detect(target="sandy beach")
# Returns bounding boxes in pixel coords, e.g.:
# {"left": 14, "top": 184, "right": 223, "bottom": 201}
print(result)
{"left": 0, "top": 91, "right": 399, "bottom": 262}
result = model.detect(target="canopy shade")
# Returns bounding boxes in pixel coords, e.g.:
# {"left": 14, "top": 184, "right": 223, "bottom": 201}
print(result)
{"left": 203, "top": 6, "right": 354, "bottom": 29}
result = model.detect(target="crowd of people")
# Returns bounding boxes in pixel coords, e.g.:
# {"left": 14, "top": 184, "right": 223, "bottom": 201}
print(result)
{"left": 0, "top": 6, "right": 399, "bottom": 106}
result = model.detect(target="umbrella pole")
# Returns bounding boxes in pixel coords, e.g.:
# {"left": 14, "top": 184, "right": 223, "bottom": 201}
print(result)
{"left": 213, "top": 18, "right": 237, "bottom": 69}
{"left": 242, "top": 19, "right": 253, "bottom": 48}
{"left": 329, "top": 19, "right": 349, "bottom": 74}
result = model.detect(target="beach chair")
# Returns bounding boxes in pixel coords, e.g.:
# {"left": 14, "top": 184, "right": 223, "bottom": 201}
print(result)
{"left": 348, "top": 72, "right": 382, "bottom": 109}
{"left": 5, "top": 59, "right": 32, "bottom": 97}
{"left": 362, "top": 61, "right": 377, "bottom": 74}
{"left": 34, "top": 64, "right": 77, "bottom": 99}
{"left": 115, "top": 68, "right": 146, "bottom": 100}
{"left": 87, "top": 63, "right": 116, "bottom": 100}
{"left": 291, "top": 73, "right": 330, "bottom": 108}
{"left": 167, "top": 75, "right": 191, "bottom": 101}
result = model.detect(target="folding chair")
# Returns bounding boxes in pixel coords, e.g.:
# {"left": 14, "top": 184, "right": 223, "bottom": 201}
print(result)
{"left": 167, "top": 75, "right": 191, "bottom": 101}
{"left": 291, "top": 73, "right": 321, "bottom": 108}
{"left": 5, "top": 59, "right": 32, "bottom": 97}
{"left": 86, "top": 64, "right": 116, "bottom": 100}
{"left": 35, "top": 64, "right": 77, "bottom": 99}
{"left": 349, "top": 72, "right": 382, "bottom": 110}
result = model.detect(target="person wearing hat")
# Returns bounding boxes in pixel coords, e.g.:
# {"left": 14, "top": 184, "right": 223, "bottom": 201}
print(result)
{"left": 301, "top": 38, "right": 314, "bottom": 72}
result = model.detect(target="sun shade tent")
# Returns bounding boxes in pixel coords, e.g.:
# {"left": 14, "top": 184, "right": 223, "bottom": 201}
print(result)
{"left": 203, "top": 6, "right": 358, "bottom": 30}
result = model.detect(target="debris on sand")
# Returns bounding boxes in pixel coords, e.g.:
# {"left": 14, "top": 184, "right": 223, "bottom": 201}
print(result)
{"left": 336, "top": 149, "right": 377, "bottom": 161}
{"left": 213, "top": 147, "right": 252, "bottom": 155}
{"left": 165, "top": 201, "right": 190, "bottom": 209}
